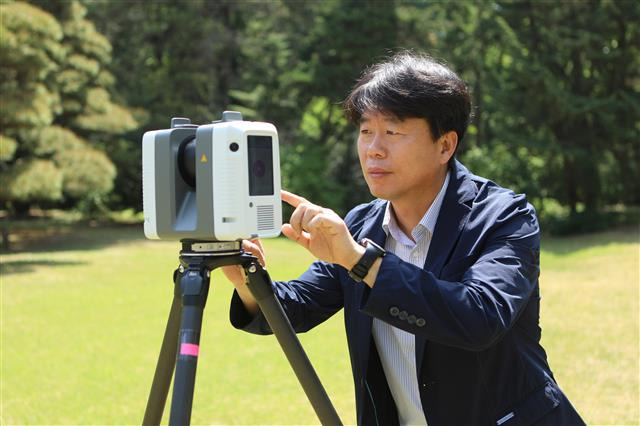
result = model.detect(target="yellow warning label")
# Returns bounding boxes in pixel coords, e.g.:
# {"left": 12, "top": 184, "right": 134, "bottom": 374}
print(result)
{"left": 200, "top": 154, "right": 208, "bottom": 163}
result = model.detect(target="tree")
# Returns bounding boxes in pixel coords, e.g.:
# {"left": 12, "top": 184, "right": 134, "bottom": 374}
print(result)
{"left": 0, "top": 0, "right": 137, "bottom": 213}
{"left": 397, "top": 0, "right": 640, "bottom": 225}
{"left": 1, "top": 1, "right": 65, "bottom": 209}
{"left": 492, "top": 0, "right": 640, "bottom": 214}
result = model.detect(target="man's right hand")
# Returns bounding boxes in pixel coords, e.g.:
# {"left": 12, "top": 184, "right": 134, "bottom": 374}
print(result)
{"left": 221, "top": 238, "right": 265, "bottom": 315}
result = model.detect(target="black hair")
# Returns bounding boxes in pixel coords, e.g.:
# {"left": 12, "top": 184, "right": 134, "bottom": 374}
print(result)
{"left": 343, "top": 52, "right": 471, "bottom": 148}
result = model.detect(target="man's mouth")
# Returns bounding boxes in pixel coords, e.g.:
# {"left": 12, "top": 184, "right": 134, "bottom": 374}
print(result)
{"left": 367, "top": 167, "right": 391, "bottom": 178}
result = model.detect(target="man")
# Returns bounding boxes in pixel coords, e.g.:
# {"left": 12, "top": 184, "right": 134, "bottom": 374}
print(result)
{"left": 223, "top": 52, "right": 584, "bottom": 425}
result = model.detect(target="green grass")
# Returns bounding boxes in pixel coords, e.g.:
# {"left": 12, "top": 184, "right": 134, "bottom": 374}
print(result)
{"left": 1, "top": 226, "right": 638, "bottom": 425}
{"left": 538, "top": 229, "right": 639, "bottom": 424}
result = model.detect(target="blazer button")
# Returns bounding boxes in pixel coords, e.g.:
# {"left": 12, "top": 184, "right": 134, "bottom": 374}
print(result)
{"left": 399, "top": 310, "right": 408, "bottom": 320}
{"left": 389, "top": 306, "right": 400, "bottom": 316}
{"left": 416, "top": 318, "right": 426, "bottom": 327}
{"left": 408, "top": 314, "right": 416, "bottom": 324}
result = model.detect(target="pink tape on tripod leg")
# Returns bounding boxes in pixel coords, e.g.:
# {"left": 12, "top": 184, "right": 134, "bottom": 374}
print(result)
{"left": 180, "top": 343, "right": 200, "bottom": 357}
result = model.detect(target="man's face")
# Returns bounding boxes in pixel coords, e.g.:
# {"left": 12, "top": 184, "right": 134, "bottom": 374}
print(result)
{"left": 357, "top": 111, "right": 452, "bottom": 205}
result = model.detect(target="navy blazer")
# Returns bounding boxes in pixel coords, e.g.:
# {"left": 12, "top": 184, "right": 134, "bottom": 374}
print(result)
{"left": 230, "top": 161, "right": 584, "bottom": 425}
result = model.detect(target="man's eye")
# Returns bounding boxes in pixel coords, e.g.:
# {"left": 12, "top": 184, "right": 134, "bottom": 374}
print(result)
{"left": 386, "top": 130, "right": 401, "bottom": 135}
{"left": 360, "top": 129, "right": 372, "bottom": 134}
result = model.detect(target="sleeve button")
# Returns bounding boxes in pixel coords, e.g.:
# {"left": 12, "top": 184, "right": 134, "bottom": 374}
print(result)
{"left": 408, "top": 314, "right": 416, "bottom": 324}
{"left": 416, "top": 318, "right": 426, "bottom": 327}
{"left": 399, "top": 310, "right": 408, "bottom": 320}
{"left": 389, "top": 306, "right": 400, "bottom": 316}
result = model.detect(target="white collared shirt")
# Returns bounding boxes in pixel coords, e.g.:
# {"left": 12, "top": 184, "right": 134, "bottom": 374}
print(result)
{"left": 372, "top": 171, "right": 450, "bottom": 425}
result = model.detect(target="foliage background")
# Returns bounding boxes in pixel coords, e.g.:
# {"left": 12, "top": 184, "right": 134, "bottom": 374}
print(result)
{"left": 0, "top": 0, "right": 638, "bottom": 233}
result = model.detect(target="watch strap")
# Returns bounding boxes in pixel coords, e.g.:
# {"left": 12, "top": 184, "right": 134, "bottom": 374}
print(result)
{"left": 348, "top": 238, "right": 386, "bottom": 282}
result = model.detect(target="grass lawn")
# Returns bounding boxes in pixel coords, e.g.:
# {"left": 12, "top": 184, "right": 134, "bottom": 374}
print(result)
{"left": 1, "top": 225, "right": 638, "bottom": 425}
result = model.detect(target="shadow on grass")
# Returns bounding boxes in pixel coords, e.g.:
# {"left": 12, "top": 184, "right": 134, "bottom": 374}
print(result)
{"left": 542, "top": 225, "right": 639, "bottom": 255}
{"left": 0, "top": 259, "right": 88, "bottom": 276}
{"left": 2, "top": 221, "right": 638, "bottom": 258}
{"left": 0, "top": 223, "right": 146, "bottom": 254}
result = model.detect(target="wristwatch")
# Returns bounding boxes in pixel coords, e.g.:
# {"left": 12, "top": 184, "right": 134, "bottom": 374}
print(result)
{"left": 348, "top": 238, "right": 386, "bottom": 282}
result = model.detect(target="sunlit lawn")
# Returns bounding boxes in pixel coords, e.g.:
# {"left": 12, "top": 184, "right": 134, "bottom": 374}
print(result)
{"left": 1, "top": 225, "right": 638, "bottom": 424}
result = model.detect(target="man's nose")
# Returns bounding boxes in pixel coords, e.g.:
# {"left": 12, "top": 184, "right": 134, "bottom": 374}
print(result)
{"left": 367, "top": 135, "right": 386, "bottom": 158}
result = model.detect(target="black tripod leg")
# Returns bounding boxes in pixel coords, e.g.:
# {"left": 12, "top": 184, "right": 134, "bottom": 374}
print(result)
{"left": 168, "top": 265, "right": 210, "bottom": 426}
{"left": 244, "top": 261, "right": 343, "bottom": 426}
{"left": 143, "top": 269, "right": 182, "bottom": 426}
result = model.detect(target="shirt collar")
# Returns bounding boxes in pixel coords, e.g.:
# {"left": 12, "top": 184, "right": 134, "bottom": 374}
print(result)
{"left": 382, "top": 171, "right": 450, "bottom": 243}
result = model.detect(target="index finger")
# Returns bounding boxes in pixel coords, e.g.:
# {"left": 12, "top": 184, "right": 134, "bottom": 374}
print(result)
{"left": 281, "top": 190, "right": 308, "bottom": 208}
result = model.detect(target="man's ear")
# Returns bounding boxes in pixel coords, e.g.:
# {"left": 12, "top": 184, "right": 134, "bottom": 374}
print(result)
{"left": 439, "top": 131, "right": 458, "bottom": 164}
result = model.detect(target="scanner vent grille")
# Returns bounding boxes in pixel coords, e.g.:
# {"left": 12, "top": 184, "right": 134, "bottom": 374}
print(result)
{"left": 257, "top": 205, "right": 275, "bottom": 231}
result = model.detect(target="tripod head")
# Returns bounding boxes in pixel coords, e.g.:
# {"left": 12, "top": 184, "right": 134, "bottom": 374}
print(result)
{"left": 179, "top": 240, "right": 242, "bottom": 257}
{"left": 178, "top": 240, "right": 245, "bottom": 276}
{"left": 177, "top": 239, "right": 262, "bottom": 276}
{"left": 175, "top": 239, "right": 274, "bottom": 304}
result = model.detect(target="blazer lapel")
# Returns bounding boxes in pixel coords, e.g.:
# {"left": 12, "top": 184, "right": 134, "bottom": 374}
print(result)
{"left": 353, "top": 199, "right": 388, "bottom": 246}
{"left": 424, "top": 161, "right": 476, "bottom": 275}
{"left": 351, "top": 201, "right": 387, "bottom": 383}
{"left": 416, "top": 160, "right": 477, "bottom": 376}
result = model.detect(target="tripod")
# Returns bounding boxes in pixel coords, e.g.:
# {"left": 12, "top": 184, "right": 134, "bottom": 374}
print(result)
{"left": 142, "top": 240, "right": 342, "bottom": 425}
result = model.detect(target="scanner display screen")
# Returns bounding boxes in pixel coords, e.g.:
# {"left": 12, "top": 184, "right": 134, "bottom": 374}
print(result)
{"left": 247, "top": 135, "right": 274, "bottom": 196}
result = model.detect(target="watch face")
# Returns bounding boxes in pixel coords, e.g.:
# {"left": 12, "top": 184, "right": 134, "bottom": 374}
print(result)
{"left": 361, "top": 238, "right": 384, "bottom": 253}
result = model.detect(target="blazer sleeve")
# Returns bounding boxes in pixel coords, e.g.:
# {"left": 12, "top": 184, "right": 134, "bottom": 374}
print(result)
{"left": 360, "top": 194, "right": 541, "bottom": 351}
{"left": 229, "top": 259, "right": 344, "bottom": 335}
{"left": 228, "top": 203, "right": 375, "bottom": 334}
